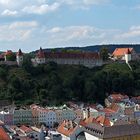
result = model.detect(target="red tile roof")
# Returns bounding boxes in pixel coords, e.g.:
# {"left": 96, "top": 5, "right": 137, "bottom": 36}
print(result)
{"left": 0, "top": 127, "right": 11, "bottom": 140}
{"left": 109, "top": 93, "right": 129, "bottom": 102}
{"left": 113, "top": 48, "right": 133, "bottom": 56}
{"left": 36, "top": 47, "right": 45, "bottom": 58}
{"left": 57, "top": 120, "right": 78, "bottom": 137}
{"left": 96, "top": 116, "right": 111, "bottom": 127}
{"left": 45, "top": 52, "right": 100, "bottom": 59}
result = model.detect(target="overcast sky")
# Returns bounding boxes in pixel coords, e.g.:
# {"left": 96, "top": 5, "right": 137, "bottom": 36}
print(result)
{"left": 0, "top": 0, "right": 140, "bottom": 52}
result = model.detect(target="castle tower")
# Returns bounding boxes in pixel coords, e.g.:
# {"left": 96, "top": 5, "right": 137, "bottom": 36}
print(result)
{"left": 125, "top": 48, "right": 131, "bottom": 64}
{"left": 16, "top": 49, "right": 23, "bottom": 66}
{"left": 36, "top": 47, "right": 46, "bottom": 64}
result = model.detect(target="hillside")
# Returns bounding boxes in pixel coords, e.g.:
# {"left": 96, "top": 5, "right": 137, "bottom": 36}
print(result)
{"left": 0, "top": 59, "right": 140, "bottom": 106}
{"left": 33, "top": 44, "right": 140, "bottom": 53}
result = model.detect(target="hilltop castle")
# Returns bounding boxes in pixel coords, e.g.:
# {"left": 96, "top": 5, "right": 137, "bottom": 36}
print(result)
{"left": 31, "top": 47, "right": 103, "bottom": 68}
{"left": 0, "top": 49, "right": 23, "bottom": 66}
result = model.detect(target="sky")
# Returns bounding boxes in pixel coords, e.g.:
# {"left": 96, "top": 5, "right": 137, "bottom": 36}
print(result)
{"left": 0, "top": 0, "right": 140, "bottom": 52}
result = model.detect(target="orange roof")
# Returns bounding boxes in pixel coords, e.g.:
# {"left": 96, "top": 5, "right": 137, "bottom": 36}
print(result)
{"left": 113, "top": 48, "right": 133, "bottom": 56}
{"left": 0, "top": 127, "right": 11, "bottom": 140}
{"left": 84, "top": 116, "right": 96, "bottom": 124}
{"left": 96, "top": 116, "right": 111, "bottom": 126}
{"left": 57, "top": 120, "right": 78, "bottom": 137}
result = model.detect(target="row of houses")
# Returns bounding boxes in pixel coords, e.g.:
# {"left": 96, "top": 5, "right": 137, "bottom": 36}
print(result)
{"left": 0, "top": 93, "right": 140, "bottom": 139}
{"left": 56, "top": 94, "right": 140, "bottom": 140}
{"left": 0, "top": 94, "right": 139, "bottom": 127}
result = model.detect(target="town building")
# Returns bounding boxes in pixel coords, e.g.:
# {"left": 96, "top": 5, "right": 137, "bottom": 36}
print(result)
{"left": 32, "top": 47, "right": 103, "bottom": 68}
{"left": 0, "top": 49, "right": 24, "bottom": 66}
{"left": 30, "top": 105, "right": 56, "bottom": 128}
{"left": 13, "top": 108, "right": 32, "bottom": 125}
{"left": 0, "top": 111, "right": 13, "bottom": 125}
{"left": 112, "top": 47, "right": 138, "bottom": 62}
{"left": 57, "top": 120, "right": 84, "bottom": 140}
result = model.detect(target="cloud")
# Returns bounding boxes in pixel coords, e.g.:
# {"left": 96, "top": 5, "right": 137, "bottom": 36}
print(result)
{"left": 0, "top": 21, "right": 38, "bottom": 41}
{"left": 0, "top": 0, "right": 10, "bottom": 5}
{"left": 115, "top": 26, "right": 140, "bottom": 39}
{"left": 22, "top": 2, "right": 60, "bottom": 14}
{"left": 83, "top": 0, "right": 109, "bottom": 5}
{"left": 1, "top": 9, "right": 18, "bottom": 16}
{"left": 45, "top": 26, "right": 118, "bottom": 47}
{"left": 58, "top": 0, "right": 109, "bottom": 9}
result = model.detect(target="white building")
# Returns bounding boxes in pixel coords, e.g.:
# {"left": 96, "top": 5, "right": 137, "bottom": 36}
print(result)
{"left": 16, "top": 49, "right": 24, "bottom": 66}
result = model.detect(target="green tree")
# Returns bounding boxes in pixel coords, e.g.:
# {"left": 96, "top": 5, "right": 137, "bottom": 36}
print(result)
{"left": 100, "top": 47, "right": 109, "bottom": 61}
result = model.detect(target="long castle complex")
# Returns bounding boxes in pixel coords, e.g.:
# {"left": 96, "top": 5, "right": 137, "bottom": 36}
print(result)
{"left": 32, "top": 47, "right": 103, "bottom": 68}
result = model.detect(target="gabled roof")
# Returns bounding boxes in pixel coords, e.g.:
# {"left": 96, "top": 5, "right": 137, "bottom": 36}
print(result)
{"left": 96, "top": 116, "right": 111, "bottom": 127}
{"left": 113, "top": 48, "right": 133, "bottom": 56}
{"left": 57, "top": 120, "right": 78, "bottom": 137}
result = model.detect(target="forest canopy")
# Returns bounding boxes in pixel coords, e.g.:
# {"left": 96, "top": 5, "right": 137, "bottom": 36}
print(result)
{"left": 0, "top": 58, "right": 139, "bottom": 106}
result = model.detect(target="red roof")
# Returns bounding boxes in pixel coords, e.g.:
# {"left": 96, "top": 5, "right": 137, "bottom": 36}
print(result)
{"left": 57, "top": 120, "right": 78, "bottom": 136}
{"left": 0, "top": 127, "right": 11, "bottom": 140}
{"left": 17, "top": 49, "right": 23, "bottom": 56}
{"left": 5, "top": 50, "right": 13, "bottom": 56}
{"left": 96, "top": 116, "right": 111, "bottom": 126}
{"left": 113, "top": 48, "right": 133, "bottom": 56}
{"left": 20, "top": 125, "right": 33, "bottom": 133}
{"left": 45, "top": 52, "right": 100, "bottom": 59}
{"left": 109, "top": 93, "right": 129, "bottom": 102}
{"left": 36, "top": 47, "right": 45, "bottom": 58}
{"left": 80, "top": 116, "right": 111, "bottom": 127}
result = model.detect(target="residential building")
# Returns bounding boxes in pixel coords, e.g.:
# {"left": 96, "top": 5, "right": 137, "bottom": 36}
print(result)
{"left": 13, "top": 108, "right": 32, "bottom": 125}
{"left": 0, "top": 111, "right": 13, "bottom": 125}
{"left": 57, "top": 120, "right": 84, "bottom": 140}
{"left": 30, "top": 105, "right": 56, "bottom": 128}
{"left": 112, "top": 47, "right": 138, "bottom": 61}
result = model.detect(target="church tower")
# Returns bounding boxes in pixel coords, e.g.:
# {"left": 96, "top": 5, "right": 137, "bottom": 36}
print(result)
{"left": 125, "top": 48, "right": 131, "bottom": 64}
{"left": 16, "top": 49, "right": 23, "bottom": 66}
